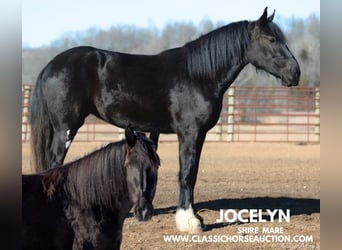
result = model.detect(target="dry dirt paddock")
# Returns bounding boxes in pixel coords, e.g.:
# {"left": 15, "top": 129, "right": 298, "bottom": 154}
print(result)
{"left": 22, "top": 142, "right": 320, "bottom": 249}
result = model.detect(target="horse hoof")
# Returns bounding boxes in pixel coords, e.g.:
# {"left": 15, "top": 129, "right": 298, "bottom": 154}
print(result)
{"left": 175, "top": 207, "right": 203, "bottom": 234}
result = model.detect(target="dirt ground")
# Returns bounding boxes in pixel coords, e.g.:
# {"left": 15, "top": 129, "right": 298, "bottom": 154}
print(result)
{"left": 22, "top": 142, "right": 320, "bottom": 249}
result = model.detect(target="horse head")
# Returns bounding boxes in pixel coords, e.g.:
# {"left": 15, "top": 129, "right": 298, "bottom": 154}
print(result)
{"left": 246, "top": 7, "right": 301, "bottom": 86}
{"left": 124, "top": 126, "right": 160, "bottom": 221}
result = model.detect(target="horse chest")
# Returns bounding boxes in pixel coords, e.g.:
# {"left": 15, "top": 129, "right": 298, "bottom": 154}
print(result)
{"left": 169, "top": 84, "right": 218, "bottom": 129}
{"left": 64, "top": 204, "right": 103, "bottom": 249}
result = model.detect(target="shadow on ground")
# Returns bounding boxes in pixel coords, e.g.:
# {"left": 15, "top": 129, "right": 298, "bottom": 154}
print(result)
{"left": 152, "top": 197, "right": 320, "bottom": 231}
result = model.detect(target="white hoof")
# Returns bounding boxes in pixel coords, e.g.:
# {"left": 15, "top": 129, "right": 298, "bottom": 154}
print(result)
{"left": 175, "top": 206, "right": 202, "bottom": 234}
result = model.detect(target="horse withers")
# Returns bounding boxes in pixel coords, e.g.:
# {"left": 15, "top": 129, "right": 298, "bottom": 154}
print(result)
{"left": 30, "top": 7, "right": 300, "bottom": 233}
{"left": 22, "top": 127, "right": 160, "bottom": 250}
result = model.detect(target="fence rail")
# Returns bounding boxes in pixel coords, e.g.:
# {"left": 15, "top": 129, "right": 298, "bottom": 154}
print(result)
{"left": 22, "top": 84, "right": 320, "bottom": 143}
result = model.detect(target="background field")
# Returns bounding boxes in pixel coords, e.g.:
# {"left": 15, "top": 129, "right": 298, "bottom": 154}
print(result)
{"left": 22, "top": 142, "right": 320, "bottom": 249}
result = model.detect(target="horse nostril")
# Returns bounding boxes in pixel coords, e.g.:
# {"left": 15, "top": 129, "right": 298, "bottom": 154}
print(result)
{"left": 292, "top": 67, "right": 300, "bottom": 80}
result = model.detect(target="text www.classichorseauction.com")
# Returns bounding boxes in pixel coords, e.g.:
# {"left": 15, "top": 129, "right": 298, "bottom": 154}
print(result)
{"left": 163, "top": 208, "right": 315, "bottom": 247}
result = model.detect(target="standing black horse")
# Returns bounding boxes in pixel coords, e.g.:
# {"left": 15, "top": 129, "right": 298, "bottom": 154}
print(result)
{"left": 30, "top": 8, "right": 300, "bottom": 233}
{"left": 23, "top": 127, "right": 160, "bottom": 250}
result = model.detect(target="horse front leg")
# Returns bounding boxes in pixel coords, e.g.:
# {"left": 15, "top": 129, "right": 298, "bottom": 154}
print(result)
{"left": 175, "top": 131, "right": 206, "bottom": 234}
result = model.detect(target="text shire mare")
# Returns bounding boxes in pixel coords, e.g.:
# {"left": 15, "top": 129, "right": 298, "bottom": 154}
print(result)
{"left": 23, "top": 127, "right": 160, "bottom": 250}
{"left": 30, "top": 8, "right": 300, "bottom": 233}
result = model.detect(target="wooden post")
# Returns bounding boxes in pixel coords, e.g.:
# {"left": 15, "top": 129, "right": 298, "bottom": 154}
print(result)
{"left": 315, "top": 87, "right": 320, "bottom": 142}
{"left": 227, "top": 87, "right": 235, "bottom": 142}
{"left": 118, "top": 127, "right": 125, "bottom": 140}
{"left": 22, "top": 85, "right": 32, "bottom": 141}
{"left": 216, "top": 118, "right": 222, "bottom": 141}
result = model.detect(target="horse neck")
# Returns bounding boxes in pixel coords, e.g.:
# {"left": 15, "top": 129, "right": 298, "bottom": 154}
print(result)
{"left": 216, "top": 61, "right": 248, "bottom": 95}
{"left": 185, "top": 21, "right": 249, "bottom": 93}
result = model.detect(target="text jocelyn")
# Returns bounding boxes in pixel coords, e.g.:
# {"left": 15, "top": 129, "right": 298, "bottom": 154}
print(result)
{"left": 216, "top": 209, "right": 290, "bottom": 223}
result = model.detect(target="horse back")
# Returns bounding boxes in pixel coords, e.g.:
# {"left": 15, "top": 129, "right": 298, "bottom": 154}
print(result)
{"left": 41, "top": 46, "right": 185, "bottom": 91}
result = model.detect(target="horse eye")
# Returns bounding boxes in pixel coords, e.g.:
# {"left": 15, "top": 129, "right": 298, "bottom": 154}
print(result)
{"left": 269, "top": 37, "right": 276, "bottom": 43}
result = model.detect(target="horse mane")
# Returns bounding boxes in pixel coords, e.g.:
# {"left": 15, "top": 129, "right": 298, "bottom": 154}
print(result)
{"left": 39, "top": 140, "right": 127, "bottom": 207}
{"left": 64, "top": 140, "right": 128, "bottom": 209}
{"left": 41, "top": 135, "right": 159, "bottom": 209}
{"left": 185, "top": 21, "right": 250, "bottom": 81}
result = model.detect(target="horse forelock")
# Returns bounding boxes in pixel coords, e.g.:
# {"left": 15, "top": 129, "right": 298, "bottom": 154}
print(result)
{"left": 267, "top": 22, "right": 287, "bottom": 43}
{"left": 135, "top": 136, "right": 160, "bottom": 167}
{"left": 185, "top": 21, "right": 249, "bottom": 81}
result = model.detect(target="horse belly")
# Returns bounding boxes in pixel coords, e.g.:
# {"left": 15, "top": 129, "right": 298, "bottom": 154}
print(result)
{"left": 94, "top": 91, "right": 174, "bottom": 133}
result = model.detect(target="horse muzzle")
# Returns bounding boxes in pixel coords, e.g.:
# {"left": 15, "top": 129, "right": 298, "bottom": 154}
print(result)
{"left": 281, "top": 62, "right": 301, "bottom": 87}
{"left": 134, "top": 201, "right": 153, "bottom": 221}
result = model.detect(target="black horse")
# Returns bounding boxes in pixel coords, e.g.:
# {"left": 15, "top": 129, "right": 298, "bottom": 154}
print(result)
{"left": 30, "top": 8, "right": 300, "bottom": 233}
{"left": 23, "top": 127, "right": 160, "bottom": 250}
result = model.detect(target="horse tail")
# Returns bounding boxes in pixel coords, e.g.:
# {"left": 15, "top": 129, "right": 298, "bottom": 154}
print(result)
{"left": 30, "top": 71, "right": 52, "bottom": 172}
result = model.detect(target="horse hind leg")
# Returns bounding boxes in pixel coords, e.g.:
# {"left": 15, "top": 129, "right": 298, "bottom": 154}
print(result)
{"left": 49, "top": 127, "right": 78, "bottom": 168}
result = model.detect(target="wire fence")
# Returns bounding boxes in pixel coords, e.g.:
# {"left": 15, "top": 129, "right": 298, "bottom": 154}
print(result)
{"left": 22, "top": 84, "right": 320, "bottom": 143}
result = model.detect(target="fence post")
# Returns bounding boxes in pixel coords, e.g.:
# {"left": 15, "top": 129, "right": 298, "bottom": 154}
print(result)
{"left": 315, "top": 87, "right": 320, "bottom": 142}
{"left": 216, "top": 118, "right": 222, "bottom": 140}
{"left": 117, "top": 127, "right": 125, "bottom": 140}
{"left": 22, "top": 85, "right": 32, "bottom": 141}
{"left": 227, "top": 86, "right": 235, "bottom": 142}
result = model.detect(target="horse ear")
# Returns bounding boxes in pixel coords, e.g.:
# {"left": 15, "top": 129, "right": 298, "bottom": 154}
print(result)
{"left": 125, "top": 126, "right": 137, "bottom": 148}
{"left": 268, "top": 9, "right": 275, "bottom": 23}
{"left": 257, "top": 7, "right": 268, "bottom": 27}
{"left": 149, "top": 128, "right": 159, "bottom": 150}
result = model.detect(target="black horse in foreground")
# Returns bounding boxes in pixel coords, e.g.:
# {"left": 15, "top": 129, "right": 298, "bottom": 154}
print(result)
{"left": 30, "top": 8, "right": 300, "bottom": 233}
{"left": 23, "top": 127, "right": 160, "bottom": 250}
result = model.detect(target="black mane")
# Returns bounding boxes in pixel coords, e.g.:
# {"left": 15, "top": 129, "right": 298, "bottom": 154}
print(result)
{"left": 64, "top": 141, "right": 128, "bottom": 209}
{"left": 40, "top": 141, "right": 127, "bottom": 208}
{"left": 185, "top": 21, "right": 250, "bottom": 81}
{"left": 41, "top": 136, "right": 159, "bottom": 209}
